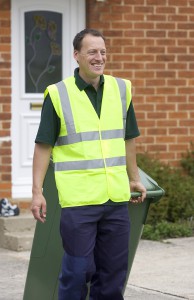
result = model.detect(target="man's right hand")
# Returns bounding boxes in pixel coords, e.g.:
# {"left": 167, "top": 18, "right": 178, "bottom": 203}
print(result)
{"left": 31, "top": 143, "right": 52, "bottom": 223}
{"left": 31, "top": 194, "right": 47, "bottom": 223}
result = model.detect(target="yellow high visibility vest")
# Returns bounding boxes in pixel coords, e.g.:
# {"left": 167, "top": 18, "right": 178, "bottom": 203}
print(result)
{"left": 45, "top": 75, "right": 132, "bottom": 207}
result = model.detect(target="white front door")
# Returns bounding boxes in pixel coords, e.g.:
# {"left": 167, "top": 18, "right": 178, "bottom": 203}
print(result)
{"left": 11, "top": 0, "right": 85, "bottom": 198}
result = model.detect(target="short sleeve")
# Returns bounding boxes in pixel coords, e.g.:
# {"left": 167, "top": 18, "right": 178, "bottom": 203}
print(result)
{"left": 125, "top": 100, "right": 140, "bottom": 140}
{"left": 35, "top": 94, "right": 60, "bottom": 147}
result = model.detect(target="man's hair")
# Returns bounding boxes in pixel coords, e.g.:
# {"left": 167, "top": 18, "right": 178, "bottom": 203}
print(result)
{"left": 73, "top": 29, "right": 105, "bottom": 51}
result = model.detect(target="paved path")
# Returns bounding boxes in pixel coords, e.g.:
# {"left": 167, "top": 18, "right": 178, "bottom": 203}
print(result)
{"left": 0, "top": 237, "right": 194, "bottom": 300}
{"left": 127, "top": 237, "right": 194, "bottom": 299}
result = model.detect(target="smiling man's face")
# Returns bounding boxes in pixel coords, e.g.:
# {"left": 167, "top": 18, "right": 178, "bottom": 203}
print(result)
{"left": 74, "top": 34, "right": 107, "bottom": 84}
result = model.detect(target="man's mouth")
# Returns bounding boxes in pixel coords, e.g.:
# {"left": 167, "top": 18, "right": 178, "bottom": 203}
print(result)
{"left": 91, "top": 63, "right": 103, "bottom": 67}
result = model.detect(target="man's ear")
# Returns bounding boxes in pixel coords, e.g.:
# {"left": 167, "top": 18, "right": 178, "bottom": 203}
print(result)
{"left": 73, "top": 50, "right": 79, "bottom": 63}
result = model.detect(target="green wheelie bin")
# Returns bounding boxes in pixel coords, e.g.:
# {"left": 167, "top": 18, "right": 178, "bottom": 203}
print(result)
{"left": 23, "top": 161, "right": 164, "bottom": 300}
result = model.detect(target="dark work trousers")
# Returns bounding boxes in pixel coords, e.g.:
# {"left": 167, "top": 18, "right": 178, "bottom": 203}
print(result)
{"left": 58, "top": 204, "right": 130, "bottom": 300}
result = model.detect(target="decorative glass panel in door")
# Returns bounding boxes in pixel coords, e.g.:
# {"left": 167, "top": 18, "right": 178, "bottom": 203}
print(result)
{"left": 25, "top": 11, "right": 62, "bottom": 93}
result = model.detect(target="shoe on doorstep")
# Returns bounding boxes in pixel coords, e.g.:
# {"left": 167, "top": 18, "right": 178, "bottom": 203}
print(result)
{"left": 0, "top": 198, "right": 20, "bottom": 217}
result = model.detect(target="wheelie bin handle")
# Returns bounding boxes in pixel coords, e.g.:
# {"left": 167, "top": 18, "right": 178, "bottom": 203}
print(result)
{"left": 131, "top": 190, "right": 165, "bottom": 199}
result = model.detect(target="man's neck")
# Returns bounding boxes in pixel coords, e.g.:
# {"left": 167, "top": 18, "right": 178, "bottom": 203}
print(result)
{"left": 79, "top": 71, "right": 100, "bottom": 91}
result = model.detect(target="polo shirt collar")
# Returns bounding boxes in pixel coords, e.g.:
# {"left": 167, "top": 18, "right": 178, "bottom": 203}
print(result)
{"left": 74, "top": 68, "right": 104, "bottom": 91}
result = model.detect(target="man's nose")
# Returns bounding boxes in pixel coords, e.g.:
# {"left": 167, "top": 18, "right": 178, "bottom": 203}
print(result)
{"left": 95, "top": 51, "right": 102, "bottom": 60}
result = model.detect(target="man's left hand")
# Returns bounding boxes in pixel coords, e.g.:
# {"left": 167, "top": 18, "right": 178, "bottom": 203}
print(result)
{"left": 130, "top": 181, "right": 146, "bottom": 204}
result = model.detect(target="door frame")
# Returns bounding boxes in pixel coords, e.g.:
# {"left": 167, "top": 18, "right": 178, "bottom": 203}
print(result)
{"left": 11, "top": 0, "right": 85, "bottom": 198}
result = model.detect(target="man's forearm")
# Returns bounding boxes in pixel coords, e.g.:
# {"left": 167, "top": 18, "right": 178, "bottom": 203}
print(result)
{"left": 125, "top": 138, "right": 140, "bottom": 181}
{"left": 125, "top": 138, "right": 146, "bottom": 202}
{"left": 32, "top": 143, "right": 52, "bottom": 196}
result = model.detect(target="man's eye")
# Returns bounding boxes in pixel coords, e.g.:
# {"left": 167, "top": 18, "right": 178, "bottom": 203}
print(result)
{"left": 88, "top": 51, "right": 96, "bottom": 55}
{"left": 87, "top": 51, "right": 106, "bottom": 56}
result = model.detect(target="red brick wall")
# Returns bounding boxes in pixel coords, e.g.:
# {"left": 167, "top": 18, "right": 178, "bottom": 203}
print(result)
{"left": 86, "top": 0, "right": 194, "bottom": 166}
{"left": 0, "top": 0, "right": 11, "bottom": 198}
{"left": 0, "top": 0, "right": 194, "bottom": 198}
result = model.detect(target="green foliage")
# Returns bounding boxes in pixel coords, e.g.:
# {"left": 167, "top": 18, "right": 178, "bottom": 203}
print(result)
{"left": 181, "top": 143, "right": 194, "bottom": 177}
{"left": 142, "top": 221, "right": 193, "bottom": 241}
{"left": 137, "top": 153, "right": 194, "bottom": 225}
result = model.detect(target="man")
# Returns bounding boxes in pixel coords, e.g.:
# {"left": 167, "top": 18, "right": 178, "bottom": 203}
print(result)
{"left": 31, "top": 29, "right": 146, "bottom": 300}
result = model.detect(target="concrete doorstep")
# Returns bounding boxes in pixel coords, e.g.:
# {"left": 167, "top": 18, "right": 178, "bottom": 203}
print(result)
{"left": 0, "top": 214, "right": 36, "bottom": 251}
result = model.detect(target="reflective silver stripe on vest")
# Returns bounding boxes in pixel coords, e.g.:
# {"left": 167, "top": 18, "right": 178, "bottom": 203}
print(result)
{"left": 101, "top": 129, "right": 123, "bottom": 139}
{"left": 54, "top": 156, "right": 126, "bottom": 171}
{"left": 56, "top": 81, "right": 76, "bottom": 135}
{"left": 55, "top": 129, "right": 124, "bottom": 146}
{"left": 105, "top": 156, "right": 126, "bottom": 167}
{"left": 56, "top": 131, "right": 99, "bottom": 146}
{"left": 115, "top": 77, "right": 127, "bottom": 130}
